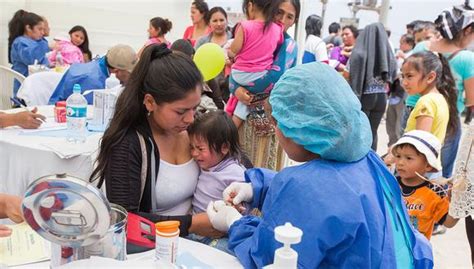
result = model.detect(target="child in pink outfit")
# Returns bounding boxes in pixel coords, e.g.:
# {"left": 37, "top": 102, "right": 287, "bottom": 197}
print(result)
{"left": 227, "top": 0, "right": 283, "bottom": 128}
{"left": 48, "top": 36, "right": 84, "bottom": 66}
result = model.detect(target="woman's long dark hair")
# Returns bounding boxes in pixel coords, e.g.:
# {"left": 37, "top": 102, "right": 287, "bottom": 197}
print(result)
{"left": 90, "top": 44, "right": 203, "bottom": 186}
{"left": 8, "top": 10, "right": 43, "bottom": 63}
{"left": 69, "top": 25, "right": 92, "bottom": 60}
{"left": 405, "top": 51, "right": 459, "bottom": 136}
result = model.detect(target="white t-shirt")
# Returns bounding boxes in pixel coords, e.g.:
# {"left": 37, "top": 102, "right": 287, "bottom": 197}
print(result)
{"left": 303, "top": 34, "right": 328, "bottom": 63}
{"left": 155, "top": 159, "right": 200, "bottom": 215}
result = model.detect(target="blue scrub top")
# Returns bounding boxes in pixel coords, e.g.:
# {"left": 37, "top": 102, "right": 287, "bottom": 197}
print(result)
{"left": 10, "top": 36, "right": 50, "bottom": 96}
{"left": 48, "top": 57, "right": 109, "bottom": 105}
{"left": 228, "top": 151, "right": 433, "bottom": 269}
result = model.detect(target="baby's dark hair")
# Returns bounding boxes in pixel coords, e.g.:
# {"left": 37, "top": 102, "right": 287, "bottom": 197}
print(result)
{"left": 242, "top": 0, "right": 282, "bottom": 29}
{"left": 188, "top": 110, "right": 242, "bottom": 160}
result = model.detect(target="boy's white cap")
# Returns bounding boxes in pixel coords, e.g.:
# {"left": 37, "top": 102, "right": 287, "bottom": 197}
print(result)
{"left": 392, "top": 130, "right": 442, "bottom": 172}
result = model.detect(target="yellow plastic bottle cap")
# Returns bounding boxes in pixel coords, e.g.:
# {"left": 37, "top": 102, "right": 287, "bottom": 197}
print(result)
{"left": 155, "top": 220, "right": 180, "bottom": 233}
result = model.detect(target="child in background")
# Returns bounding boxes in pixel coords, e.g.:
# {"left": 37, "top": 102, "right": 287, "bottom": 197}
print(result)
{"left": 187, "top": 111, "right": 245, "bottom": 252}
{"left": 401, "top": 51, "right": 458, "bottom": 144}
{"left": 227, "top": 0, "right": 283, "bottom": 128}
{"left": 137, "top": 17, "right": 172, "bottom": 58}
{"left": 392, "top": 130, "right": 459, "bottom": 240}
{"left": 48, "top": 25, "right": 90, "bottom": 66}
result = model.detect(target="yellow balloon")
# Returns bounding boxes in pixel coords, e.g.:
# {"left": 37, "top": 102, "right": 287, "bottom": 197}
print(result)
{"left": 193, "top": 43, "right": 226, "bottom": 81}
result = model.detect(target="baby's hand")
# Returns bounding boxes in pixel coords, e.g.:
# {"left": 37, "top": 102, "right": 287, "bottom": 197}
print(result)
{"left": 225, "top": 192, "right": 247, "bottom": 213}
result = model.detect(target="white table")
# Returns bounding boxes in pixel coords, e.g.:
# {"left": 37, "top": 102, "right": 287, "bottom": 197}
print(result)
{"left": 13, "top": 238, "right": 243, "bottom": 268}
{"left": 0, "top": 106, "right": 101, "bottom": 197}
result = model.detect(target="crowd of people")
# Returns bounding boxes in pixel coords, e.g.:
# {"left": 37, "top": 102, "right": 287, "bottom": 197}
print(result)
{"left": 2, "top": 0, "right": 474, "bottom": 268}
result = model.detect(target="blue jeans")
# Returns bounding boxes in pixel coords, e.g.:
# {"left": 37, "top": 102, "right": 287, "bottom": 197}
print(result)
{"left": 441, "top": 117, "right": 462, "bottom": 178}
{"left": 186, "top": 233, "right": 233, "bottom": 255}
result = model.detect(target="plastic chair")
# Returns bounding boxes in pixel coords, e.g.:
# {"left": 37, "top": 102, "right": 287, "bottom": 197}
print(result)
{"left": 0, "top": 65, "right": 25, "bottom": 109}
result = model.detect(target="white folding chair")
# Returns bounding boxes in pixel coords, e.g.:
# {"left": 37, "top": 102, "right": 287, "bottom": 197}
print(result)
{"left": 0, "top": 65, "right": 26, "bottom": 109}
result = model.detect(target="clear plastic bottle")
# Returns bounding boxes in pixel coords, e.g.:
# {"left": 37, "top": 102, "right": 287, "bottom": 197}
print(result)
{"left": 55, "top": 51, "right": 64, "bottom": 72}
{"left": 66, "top": 84, "right": 87, "bottom": 143}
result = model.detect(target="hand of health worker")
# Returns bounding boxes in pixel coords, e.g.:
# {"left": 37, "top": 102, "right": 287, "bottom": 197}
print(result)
{"left": 207, "top": 201, "right": 242, "bottom": 232}
{"left": 223, "top": 182, "right": 253, "bottom": 205}
{"left": 15, "top": 107, "right": 46, "bottom": 129}
{"left": 0, "top": 225, "right": 12, "bottom": 237}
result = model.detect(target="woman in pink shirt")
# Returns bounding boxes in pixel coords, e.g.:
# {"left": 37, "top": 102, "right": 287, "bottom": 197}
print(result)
{"left": 138, "top": 17, "right": 172, "bottom": 58}
{"left": 227, "top": 0, "right": 283, "bottom": 128}
{"left": 183, "top": 0, "right": 210, "bottom": 47}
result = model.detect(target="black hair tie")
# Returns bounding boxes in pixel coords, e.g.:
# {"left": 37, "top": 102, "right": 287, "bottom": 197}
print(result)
{"left": 150, "top": 43, "right": 172, "bottom": 60}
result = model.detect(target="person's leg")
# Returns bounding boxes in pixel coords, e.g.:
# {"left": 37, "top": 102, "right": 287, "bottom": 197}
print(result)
{"left": 441, "top": 117, "right": 462, "bottom": 178}
{"left": 386, "top": 104, "right": 397, "bottom": 147}
{"left": 392, "top": 100, "right": 405, "bottom": 145}
{"left": 233, "top": 101, "right": 249, "bottom": 129}
{"left": 466, "top": 216, "right": 474, "bottom": 266}
{"left": 362, "top": 93, "right": 387, "bottom": 151}
{"left": 361, "top": 94, "right": 375, "bottom": 149}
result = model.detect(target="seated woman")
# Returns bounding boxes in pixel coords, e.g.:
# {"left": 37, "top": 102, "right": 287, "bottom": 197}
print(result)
{"left": 207, "top": 63, "right": 433, "bottom": 268}
{"left": 90, "top": 44, "right": 222, "bottom": 240}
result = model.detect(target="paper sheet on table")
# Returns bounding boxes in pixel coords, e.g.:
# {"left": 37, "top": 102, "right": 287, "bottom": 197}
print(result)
{"left": 0, "top": 222, "right": 50, "bottom": 266}
{"left": 58, "top": 256, "right": 177, "bottom": 268}
{"left": 40, "top": 140, "right": 95, "bottom": 159}
{"left": 19, "top": 118, "right": 67, "bottom": 134}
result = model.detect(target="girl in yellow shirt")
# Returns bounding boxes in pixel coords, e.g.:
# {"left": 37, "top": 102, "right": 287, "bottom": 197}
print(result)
{"left": 401, "top": 51, "right": 458, "bottom": 144}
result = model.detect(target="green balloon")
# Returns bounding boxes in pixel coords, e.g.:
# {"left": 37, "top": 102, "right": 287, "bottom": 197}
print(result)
{"left": 193, "top": 43, "right": 226, "bottom": 81}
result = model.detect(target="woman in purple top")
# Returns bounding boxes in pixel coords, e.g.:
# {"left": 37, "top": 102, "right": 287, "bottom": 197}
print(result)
{"left": 329, "top": 24, "right": 358, "bottom": 71}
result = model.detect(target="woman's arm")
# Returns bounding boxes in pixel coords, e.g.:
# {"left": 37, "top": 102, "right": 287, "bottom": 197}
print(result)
{"left": 15, "top": 40, "right": 48, "bottom": 66}
{"left": 105, "top": 132, "right": 144, "bottom": 212}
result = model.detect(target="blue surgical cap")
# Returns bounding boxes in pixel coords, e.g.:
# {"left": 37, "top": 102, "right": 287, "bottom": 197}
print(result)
{"left": 269, "top": 62, "right": 372, "bottom": 162}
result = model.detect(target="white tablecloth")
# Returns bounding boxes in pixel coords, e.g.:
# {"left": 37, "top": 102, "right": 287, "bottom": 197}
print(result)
{"left": 0, "top": 106, "right": 101, "bottom": 197}
{"left": 12, "top": 238, "right": 243, "bottom": 268}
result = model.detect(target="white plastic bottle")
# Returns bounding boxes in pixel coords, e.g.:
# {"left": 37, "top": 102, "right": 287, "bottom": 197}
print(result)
{"left": 66, "top": 84, "right": 88, "bottom": 143}
{"left": 263, "top": 222, "right": 303, "bottom": 269}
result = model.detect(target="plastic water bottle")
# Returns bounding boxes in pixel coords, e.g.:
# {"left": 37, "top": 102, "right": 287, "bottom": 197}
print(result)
{"left": 55, "top": 51, "right": 64, "bottom": 72}
{"left": 66, "top": 84, "right": 87, "bottom": 143}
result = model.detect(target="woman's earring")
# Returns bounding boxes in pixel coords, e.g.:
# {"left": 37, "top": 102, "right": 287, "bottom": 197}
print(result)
{"left": 147, "top": 111, "right": 151, "bottom": 117}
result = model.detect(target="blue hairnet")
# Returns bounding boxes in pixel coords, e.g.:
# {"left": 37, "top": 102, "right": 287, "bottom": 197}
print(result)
{"left": 269, "top": 62, "right": 372, "bottom": 162}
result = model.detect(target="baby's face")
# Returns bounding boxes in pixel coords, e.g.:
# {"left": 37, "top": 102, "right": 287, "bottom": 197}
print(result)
{"left": 190, "top": 136, "right": 224, "bottom": 171}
